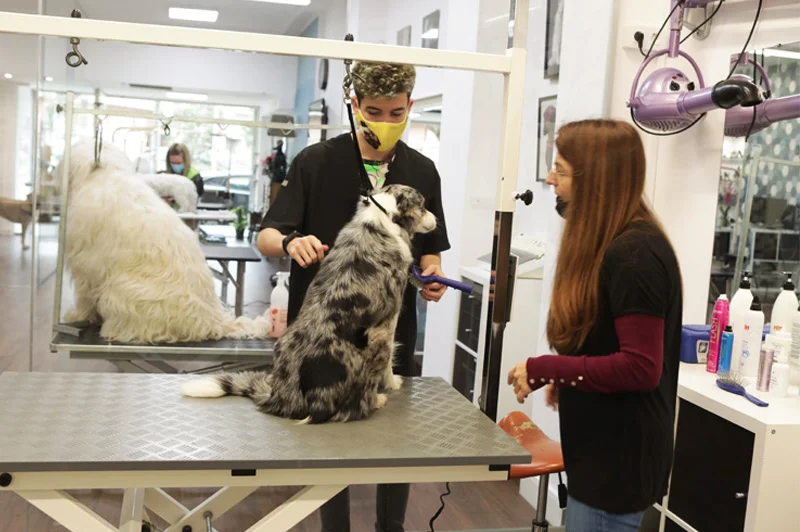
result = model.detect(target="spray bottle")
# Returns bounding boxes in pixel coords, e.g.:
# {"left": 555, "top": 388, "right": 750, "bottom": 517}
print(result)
{"left": 707, "top": 294, "right": 729, "bottom": 373}
{"left": 729, "top": 272, "right": 754, "bottom": 377}
{"left": 269, "top": 271, "right": 290, "bottom": 339}
{"left": 771, "top": 272, "right": 798, "bottom": 334}
{"left": 739, "top": 296, "right": 765, "bottom": 383}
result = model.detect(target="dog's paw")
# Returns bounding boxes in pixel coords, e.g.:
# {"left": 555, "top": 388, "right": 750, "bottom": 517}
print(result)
{"left": 388, "top": 374, "right": 403, "bottom": 391}
{"left": 375, "top": 393, "right": 388, "bottom": 409}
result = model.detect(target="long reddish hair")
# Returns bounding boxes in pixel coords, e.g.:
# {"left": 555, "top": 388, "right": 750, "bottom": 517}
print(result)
{"left": 546, "top": 119, "right": 665, "bottom": 354}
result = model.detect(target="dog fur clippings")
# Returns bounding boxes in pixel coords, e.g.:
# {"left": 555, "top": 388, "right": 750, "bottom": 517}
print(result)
{"left": 182, "top": 184, "right": 437, "bottom": 423}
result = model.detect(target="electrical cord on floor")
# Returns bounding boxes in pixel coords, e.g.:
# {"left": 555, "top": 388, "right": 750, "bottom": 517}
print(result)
{"left": 427, "top": 482, "right": 451, "bottom": 532}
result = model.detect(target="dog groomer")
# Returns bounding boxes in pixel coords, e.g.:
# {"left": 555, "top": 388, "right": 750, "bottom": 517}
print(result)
{"left": 257, "top": 61, "right": 450, "bottom": 532}
{"left": 164, "top": 142, "right": 204, "bottom": 198}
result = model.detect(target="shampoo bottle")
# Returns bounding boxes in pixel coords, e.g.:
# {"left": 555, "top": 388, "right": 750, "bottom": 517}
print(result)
{"left": 771, "top": 272, "right": 798, "bottom": 334}
{"left": 770, "top": 345, "right": 791, "bottom": 397}
{"left": 790, "top": 304, "right": 800, "bottom": 373}
{"left": 269, "top": 271, "right": 290, "bottom": 339}
{"left": 729, "top": 273, "right": 754, "bottom": 376}
{"left": 739, "top": 296, "right": 765, "bottom": 382}
{"left": 707, "top": 294, "right": 729, "bottom": 373}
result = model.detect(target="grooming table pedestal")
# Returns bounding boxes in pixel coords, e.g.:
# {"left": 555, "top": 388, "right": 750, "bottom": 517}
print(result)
{"left": 0, "top": 373, "right": 530, "bottom": 532}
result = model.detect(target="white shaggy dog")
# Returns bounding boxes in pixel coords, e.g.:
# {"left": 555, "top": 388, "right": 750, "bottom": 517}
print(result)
{"left": 58, "top": 140, "right": 270, "bottom": 344}
{"left": 139, "top": 173, "right": 198, "bottom": 213}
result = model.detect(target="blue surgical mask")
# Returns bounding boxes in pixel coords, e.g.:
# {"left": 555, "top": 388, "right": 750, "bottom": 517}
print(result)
{"left": 171, "top": 163, "right": 185, "bottom": 174}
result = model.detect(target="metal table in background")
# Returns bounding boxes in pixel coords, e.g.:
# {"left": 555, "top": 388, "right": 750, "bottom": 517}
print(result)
{"left": 51, "top": 326, "right": 275, "bottom": 374}
{"left": 0, "top": 372, "right": 530, "bottom": 532}
{"left": 201, "top": 241, "right": 262, "bottom": 317}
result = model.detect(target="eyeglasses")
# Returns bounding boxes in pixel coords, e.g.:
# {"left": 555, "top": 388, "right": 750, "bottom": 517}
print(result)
{"left": 548, "top": 167, "right": 570, "bottom": 179}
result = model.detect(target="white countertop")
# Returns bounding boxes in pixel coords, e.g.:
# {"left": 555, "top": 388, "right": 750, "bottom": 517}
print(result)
{"left": 678, "top": 362, "right": 800, "bottom": 432}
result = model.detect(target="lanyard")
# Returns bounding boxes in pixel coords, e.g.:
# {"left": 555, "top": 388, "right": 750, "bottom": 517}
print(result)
{"left": 343, "top": 35, "right": 388, "bottom": 215}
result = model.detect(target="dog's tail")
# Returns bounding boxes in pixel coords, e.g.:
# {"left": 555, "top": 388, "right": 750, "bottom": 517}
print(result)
{"left": 220, "top": 314, "right": 273, "bottom": 339}
{"left": 181, "top": 371, "right": 272, "bottom": 404}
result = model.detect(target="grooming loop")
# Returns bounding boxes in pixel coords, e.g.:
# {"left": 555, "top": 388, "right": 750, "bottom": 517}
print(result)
{"left": 65, "top": 10, "right": 88, "bottom": 67}
{"left": 93, "top": 116, "right": 106, "bottom": 165}
{"left": 161, "top": 119, "right": 172, "bottom": 137}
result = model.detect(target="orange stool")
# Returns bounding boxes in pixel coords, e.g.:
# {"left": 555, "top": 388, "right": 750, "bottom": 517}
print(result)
{"left": 499, "top": 411, "right": 565, "bottom": 532}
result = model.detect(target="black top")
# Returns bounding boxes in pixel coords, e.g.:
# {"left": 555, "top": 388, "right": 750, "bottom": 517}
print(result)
{"left": 260, "top": 133, "right": 451, "bottom": 376}
{"left": 558, "top": 221, "right": 683, "bottom": 514}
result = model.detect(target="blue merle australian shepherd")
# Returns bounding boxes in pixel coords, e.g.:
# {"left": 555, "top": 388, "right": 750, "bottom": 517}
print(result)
{"left": 182, "top": 184, "right": 437, "bottom": 423}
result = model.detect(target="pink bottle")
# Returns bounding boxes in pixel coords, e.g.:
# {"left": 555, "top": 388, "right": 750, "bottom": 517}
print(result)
{"left": 707, "top": 294, "right": 730, "bottom": 373}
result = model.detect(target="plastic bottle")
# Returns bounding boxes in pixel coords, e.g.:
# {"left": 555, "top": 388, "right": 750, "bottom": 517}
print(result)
{"left": 770, "top": 344, "right": 790, "bottom": 398}
{"left": 790, "top": 304, "right": 800, "bottom": 374}
{"left": 269, "top": 271, "right": 290, "bottom": 339}
{"left": 771, "top": 272, "right": 798, "bottom": 334}
{"left": 707, "top": 294, "right": 729, "bottom": 373}
{"left": 729, "top": 273, "right": 754, "bottom": 378}
{"left": 718, "top": 325, "right": 734, "bottom": 376}
{"left": 739, "top": 296, "right": 765, "bottom": 383}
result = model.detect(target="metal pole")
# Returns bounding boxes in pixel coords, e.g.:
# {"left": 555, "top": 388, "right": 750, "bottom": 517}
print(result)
{"left": 733, "top": 147, "right": 760, "bottom": 289}
{"left": 52, "top": 92, "right": 74, "bottom": 328}
{"left": 28, "top": 16, "right": 45, "bottom": 372}
{"left": 0, "top": 11, "right": 513, "bottom": 74}
{"left": 479, "top": 0, "right": 530, "bottom": 421}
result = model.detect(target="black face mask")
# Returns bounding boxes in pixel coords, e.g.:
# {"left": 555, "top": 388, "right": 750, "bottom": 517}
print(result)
{"left": 555, "top": 196, "right": 569, "bottom": 218}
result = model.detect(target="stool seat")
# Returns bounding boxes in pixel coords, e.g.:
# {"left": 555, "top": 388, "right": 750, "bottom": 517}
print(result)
{"left": 499, "top": 411, "right": 565, "bottom": 479}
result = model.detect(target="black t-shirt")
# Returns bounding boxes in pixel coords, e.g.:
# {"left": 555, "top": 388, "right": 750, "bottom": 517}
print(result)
{"left": 558, "top": 221, "right": 683, "bottom": 514}
{"left": 259, "top": 133, "right": 451, "bottom": 376}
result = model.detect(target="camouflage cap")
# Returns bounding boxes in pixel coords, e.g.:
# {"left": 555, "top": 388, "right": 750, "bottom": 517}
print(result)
{"left": 352, "top": 62, "right": 416, "bottom": 100}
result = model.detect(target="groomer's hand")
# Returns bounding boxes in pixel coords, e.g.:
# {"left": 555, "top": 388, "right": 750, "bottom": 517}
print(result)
{"left": 508, "top": 361, "right": 535, "bottom": 404}
{"left": 420, "top": 264, "right": 448, "bottom": 303}
{"left": 287, "top": 235, "right": 328, "bottom": 268}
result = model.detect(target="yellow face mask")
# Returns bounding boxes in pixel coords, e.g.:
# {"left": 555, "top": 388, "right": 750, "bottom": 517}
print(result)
{"left": 355, "top": 109, "right": 408, "bottom": 153}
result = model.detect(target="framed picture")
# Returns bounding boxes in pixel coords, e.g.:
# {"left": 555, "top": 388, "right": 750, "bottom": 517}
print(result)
{"left": 537, "top": 96, "right": 557, "bottom": 182}
{"left": 397, "top": 25, "right": 411, "bottom": 47}
{"left": 421, "top": 10, "right": 440, "bottom": 49}
{"left": 544, "top": 0, "right": 564, "bottom": 79}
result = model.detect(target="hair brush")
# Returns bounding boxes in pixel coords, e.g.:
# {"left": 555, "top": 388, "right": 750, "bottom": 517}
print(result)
{"left": 409, "top": 265, "right": 474, "bottom": 294}
{"left": 716, "top": 373, "right": 769, "bottom": 407}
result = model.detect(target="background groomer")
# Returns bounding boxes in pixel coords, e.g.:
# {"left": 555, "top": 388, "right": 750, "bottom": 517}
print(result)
{"left": 257, "top": 61, "right": 451, "bottom": 532}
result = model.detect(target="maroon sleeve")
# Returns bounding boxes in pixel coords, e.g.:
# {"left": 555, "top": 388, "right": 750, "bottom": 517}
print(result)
{"left": 525, "top": 314, "right": 665, "bottom": 393}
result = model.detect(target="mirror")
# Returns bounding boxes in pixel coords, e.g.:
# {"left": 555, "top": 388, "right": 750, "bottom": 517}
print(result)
{"left": 709, "top": 42, "right": 800, "bottom": 321}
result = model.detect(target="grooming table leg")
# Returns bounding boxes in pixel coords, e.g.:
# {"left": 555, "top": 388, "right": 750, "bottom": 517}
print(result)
{"left": 16, "top": 490, "right": 118, "bottom": 532}
{"left": 143, "top": 489, "right": 188, "bottom": 525}
{"left": 163, "top": 486, "right": 256, "bottom": 532}
{"left": 111, "top": 360, "right": 150, "bottom": 373}
{"left": 245, "top": 485, "right": 348, "bottom": 532}
{"left": 119, "top": 488, "right": 145, "bottom": 532}
{"left": 219, "top": 260, "right": 230, "bottom": 306}
{"left": 235, "top": 260, "right": 246, "bottom": 317}
{"left": 145, "top": 360, "right": 179, "bottom": 374}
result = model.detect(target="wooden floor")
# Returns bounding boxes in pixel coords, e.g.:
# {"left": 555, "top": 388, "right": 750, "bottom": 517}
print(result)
{"left": 0, "top": 224, "right": 536, "bottom": 531}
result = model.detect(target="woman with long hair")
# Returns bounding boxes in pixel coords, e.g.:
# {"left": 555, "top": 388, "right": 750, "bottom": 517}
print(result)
{"left": 165, "top": 143, "right": 204, "bottom": 197}
{"left": 508, "top": 119, "right": 683, "bottom": 530}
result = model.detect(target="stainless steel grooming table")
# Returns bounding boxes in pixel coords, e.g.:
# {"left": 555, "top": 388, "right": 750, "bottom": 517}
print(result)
{"left": 0, "top": 372, "right": 530, "bottom": 532}
{"left": 201, "top": 241, "right": 262, "bottom": 317}
{"left": 51, "top": 326, "right": 275, "bottom": 374}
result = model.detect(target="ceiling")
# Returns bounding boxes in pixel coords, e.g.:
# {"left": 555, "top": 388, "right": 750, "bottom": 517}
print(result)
{"left": 35, "top": 0, "right": 329, "bottom": 37}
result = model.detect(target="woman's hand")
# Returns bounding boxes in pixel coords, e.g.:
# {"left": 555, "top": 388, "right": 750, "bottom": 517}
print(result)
{"left": 507, "top": 361, "right": 535, "bottom": 404}
{"left": 545, "top": 384, "right": 559, "bottom": 411}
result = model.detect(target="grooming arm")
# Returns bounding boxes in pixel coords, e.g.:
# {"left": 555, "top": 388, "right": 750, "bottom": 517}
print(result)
{"left": 724, "top": 94, "right": 800, "bottom": 137}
